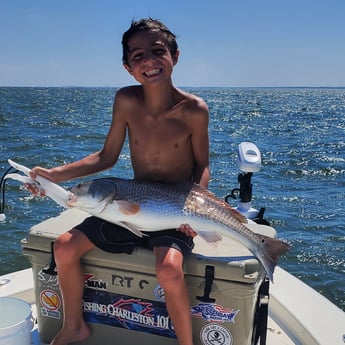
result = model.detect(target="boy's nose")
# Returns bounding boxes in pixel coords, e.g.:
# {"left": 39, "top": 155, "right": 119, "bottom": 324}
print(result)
{"left": 143, "top": 52, "right": 156, "bottom": 64}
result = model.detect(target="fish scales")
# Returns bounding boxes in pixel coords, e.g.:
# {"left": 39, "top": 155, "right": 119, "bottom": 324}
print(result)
{"left": 184, "top": 185, "right": 264, "bottom": 248}
{"left": 114, "top": 179, "right": 192, "bottom": 219}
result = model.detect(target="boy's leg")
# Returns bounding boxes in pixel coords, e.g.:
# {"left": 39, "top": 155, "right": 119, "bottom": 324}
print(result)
{"left": 154, "top": 246, "right": 194, "bottom": 345}
{"left": 50, "top": 229, "right": 95, "bottom": 345}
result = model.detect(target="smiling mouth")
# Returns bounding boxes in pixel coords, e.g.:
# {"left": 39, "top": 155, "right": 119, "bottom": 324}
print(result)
{"left": 144, "top": 68, "right": 162, "bottom": 77}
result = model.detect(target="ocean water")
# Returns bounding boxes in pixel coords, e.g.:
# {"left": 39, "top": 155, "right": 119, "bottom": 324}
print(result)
{"left": 1, "top": 87, "right": 344, "bottom": 311}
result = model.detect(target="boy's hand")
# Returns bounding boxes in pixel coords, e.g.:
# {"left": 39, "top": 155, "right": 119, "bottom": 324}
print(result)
{"left": 178, "top": 224, "right": 198, "bottom": 238}
{"left": 24, "top": 182, "right": 46, "bottom": 197}
{"left": 24, "top": 166, "right": 50, "bottom": 197}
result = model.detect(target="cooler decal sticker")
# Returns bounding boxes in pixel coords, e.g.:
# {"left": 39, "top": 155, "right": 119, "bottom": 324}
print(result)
{"left": 40, "top": 289, "right": 62, "bottom": 319}
{"left": 82, "top": 288, "right": 176, "bottom": 338}
{"left": 154, "top": 284, "right": 165, "bottom": 302}
{"left": 37, "top": 269, "right": 59, "bottom": 289}
{"left": 191, "top": 303, "right": 239, "bottom": 323}
{"left": 84, "top": 273, "right": 108, "bottom": 290}
{"left": 200, "top": 323, "right": 233, "bottom": 345}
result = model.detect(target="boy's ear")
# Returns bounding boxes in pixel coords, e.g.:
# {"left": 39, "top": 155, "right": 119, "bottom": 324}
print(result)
{"left": 173, "top": 50, "right": 180, "bottom": 65}
{"left": 123, "top": 63, "right": 133, "bottom": 74}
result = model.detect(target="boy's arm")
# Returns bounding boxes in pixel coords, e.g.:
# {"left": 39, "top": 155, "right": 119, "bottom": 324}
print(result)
{"left": 190, "top": 98, "right": 210, "bottom": 189}
{"left": 177, "top": 96, "right": 210, "bottom": 237}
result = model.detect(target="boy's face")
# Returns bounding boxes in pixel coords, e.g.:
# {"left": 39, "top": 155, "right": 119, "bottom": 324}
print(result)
{"left": 124, "top": 31, "right": 179, "bottom": 86}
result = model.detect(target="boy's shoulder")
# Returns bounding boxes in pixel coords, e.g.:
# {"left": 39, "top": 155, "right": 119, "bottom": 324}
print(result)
{"left": 177, "top": 89, "right": 209, "bottom": 114}
{"left": 114, "top": 85, "right": 143, "bottom": 109}
{"left": 116, "top": 85, "right": 143, "bottom": 98}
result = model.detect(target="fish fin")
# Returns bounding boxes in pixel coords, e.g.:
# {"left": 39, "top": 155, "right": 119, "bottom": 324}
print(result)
{"left": 228, "top": 207, "right": 248, "bottom": 224}
{"left": 197, "top": 230, "right": 222, "bottom": 247}
{"left": 5, "top": 173, "right": 34, "bottom": 184}
{"left": 191, "top": 184, "right": 247, "bottom": 224}
{"left": 118, "top": 221, "right": 147, "bottom": 238}
{"left": 8, "top": 159, "right": 31, "bottom": 176}
{"left": 257, "top": 235, "right": 291, "bottom": 282}
{"left": 117, "top": 201, "right": 141, "bottom": 215}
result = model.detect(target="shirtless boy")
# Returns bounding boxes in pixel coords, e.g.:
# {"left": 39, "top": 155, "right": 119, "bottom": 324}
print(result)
{"left": 29, "top": 18, "right": 210, "bottom": 345}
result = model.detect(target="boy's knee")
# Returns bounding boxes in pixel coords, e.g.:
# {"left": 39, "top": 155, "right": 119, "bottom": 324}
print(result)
{"left": 53, "top": 228, "right": 93, "bottom": 265}
{"left": 156, "top": 261, "right": 184, "bottom": 288}
{"left": 53, "top": 231, "right": 79, "bottom": 263}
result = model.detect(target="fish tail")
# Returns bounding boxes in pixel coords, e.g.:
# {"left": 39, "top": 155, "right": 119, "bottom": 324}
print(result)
{"left": 258, "top": 235, "right": 291, "bottom": 282}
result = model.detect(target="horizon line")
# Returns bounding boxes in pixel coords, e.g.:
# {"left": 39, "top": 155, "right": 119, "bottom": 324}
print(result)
{"left": 1, "top": 85, "right": 345, "bottom": 89}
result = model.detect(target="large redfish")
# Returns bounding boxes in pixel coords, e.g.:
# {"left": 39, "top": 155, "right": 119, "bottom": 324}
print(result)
{"left": 68, "top": 177, "right": 290, "bottom": 281}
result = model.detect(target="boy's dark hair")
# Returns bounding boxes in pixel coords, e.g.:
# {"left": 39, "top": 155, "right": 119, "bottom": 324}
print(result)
{"left": 122, "top": 18, "right": 178, "bottom": 66}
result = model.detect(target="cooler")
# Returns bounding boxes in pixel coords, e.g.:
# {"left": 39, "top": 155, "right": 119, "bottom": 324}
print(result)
{"left": 22, "top": 209, "right": 275, "bottom": 345}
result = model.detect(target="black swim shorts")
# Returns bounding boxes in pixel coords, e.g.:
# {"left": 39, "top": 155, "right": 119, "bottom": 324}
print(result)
{"left": 75, "top": 216, "right": 194, "bottom": 256}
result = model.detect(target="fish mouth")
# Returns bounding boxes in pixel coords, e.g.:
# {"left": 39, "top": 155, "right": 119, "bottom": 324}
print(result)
{"left": 143, "top": 68, "right": 162, "bottom": 77}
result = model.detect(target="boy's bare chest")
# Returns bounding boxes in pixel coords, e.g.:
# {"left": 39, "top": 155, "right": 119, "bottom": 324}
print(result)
{"left": 130, "top": 113, "right": 189, "bottom": 139}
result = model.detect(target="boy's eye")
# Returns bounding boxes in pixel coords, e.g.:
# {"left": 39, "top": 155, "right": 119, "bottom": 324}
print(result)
{"left": 129, "top": 46, "right": 166, "bottom": 62}
{"left": 153, "top": 48, "right": 165, "bottom": 55}
{"left": 132, "top": 53, "right": 143, "bottom": 61}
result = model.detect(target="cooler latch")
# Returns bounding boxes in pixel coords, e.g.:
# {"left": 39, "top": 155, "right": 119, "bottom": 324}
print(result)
{"left": 42, "top": 242, "right": 57, "bottom": 276}
{"left": 197, "top": 265, "right": 216, "bottom": 303}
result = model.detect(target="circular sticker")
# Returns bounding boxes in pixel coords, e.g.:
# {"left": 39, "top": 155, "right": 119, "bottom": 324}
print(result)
{"left": 154, "top": 284, "right": 165, "bottom": 302}
{"left": 40, "top": 289, "right": 61, "bottom": 310}
{"left": 200, "top": 323, "right": 233, "bottom": 345}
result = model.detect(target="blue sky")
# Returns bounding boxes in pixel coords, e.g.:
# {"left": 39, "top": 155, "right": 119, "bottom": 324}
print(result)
{"left": 1, "top": 0, "right": 344, "bottom": 87}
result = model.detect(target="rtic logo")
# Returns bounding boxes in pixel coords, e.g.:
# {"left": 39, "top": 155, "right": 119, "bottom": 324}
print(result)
{"left": 191, "top": 303, "right": 239, "bottom": 323}
{"left": 84, "top": 274, "right": 108, "bottom": 290}
{"left": 111, "top": 274, "right": 149, "bottom": 290}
